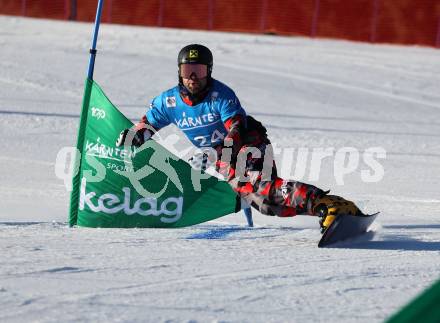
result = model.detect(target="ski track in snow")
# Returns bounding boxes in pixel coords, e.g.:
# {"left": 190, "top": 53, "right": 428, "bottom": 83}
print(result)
{"left": 0, "top": 16, "right": 440, "bottom": 323}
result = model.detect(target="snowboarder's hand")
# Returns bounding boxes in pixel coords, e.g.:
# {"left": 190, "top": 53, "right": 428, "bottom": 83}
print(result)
{"left": 116, "top": 128, "right": 151, "bottom": 147}
{"left": 188, "top": 149, "right": 217, "bottom": 171}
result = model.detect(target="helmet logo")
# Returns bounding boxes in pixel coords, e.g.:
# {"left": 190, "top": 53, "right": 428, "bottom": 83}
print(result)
{"left": 189, "top": 50, "right": 198, "bottom": 58}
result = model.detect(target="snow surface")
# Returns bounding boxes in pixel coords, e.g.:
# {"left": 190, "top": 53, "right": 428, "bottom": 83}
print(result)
{"left": 1, "top": 16, "right": 440, "bottom": 323}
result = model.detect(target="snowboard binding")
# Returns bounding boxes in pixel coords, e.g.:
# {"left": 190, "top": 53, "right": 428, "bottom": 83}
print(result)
{"left": 313, "top": 195, "right": 362, "bottom": 233}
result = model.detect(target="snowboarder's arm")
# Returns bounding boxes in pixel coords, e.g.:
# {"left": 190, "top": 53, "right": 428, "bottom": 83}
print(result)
{"left": 145, "top": 95, "right": 171, "bottom": 130}
{"left": 115, "top": 115, "right": 159, "bottom": 147}
{"left": 223, "top": 114, "right": 246, "bottom": 156}
{"left": 213, "top": 115, "right": 246, "bottom": 179}
{"left": 116, "top": 95, "right": 170, "bottom": 147}
{"left": 214, "top": 87, "right": 247, "bottom": 153}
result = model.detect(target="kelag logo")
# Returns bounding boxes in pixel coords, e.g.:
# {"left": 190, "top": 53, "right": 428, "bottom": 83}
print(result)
{"left": 79, "top": 178, "right": 183, "bottom": 223}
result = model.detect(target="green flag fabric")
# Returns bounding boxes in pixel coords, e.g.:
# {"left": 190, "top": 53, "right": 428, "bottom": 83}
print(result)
{"left": 69, "top": 79, "right": 238, "bottom": 228}
{"left": 386, "top": 279, "right": 440, "bottom": 323}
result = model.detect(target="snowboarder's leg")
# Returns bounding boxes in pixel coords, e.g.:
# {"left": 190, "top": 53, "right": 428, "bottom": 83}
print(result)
{"left": 312, "top": 195, "right": 362, "bottom": 232}
{"left": 218, "top": 140, "right": 326, "bottom": 218}
{"left": 232, "top": 177, "right": 363, "bottom": 233}
{"left": 229, "top": 173, "right": 325, "bottom": 217}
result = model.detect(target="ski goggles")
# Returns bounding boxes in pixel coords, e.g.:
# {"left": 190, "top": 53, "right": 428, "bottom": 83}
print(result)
{"left": 179, "top": 64, "right": 208, "bottom": 79}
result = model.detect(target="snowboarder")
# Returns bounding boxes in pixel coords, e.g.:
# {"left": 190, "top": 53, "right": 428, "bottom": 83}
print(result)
{"left": 116, "top": 44, "right": 363, "bottom": 231}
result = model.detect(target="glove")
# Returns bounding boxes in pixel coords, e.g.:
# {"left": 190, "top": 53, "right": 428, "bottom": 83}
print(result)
{"left": 188, "top": 149, "right": 217, "bottom": 171}
{"left": 312, "top": 195, "right": 361, "bottom": 233}
{"left": 116, "top": 127, "right": 151, "bottom": 147}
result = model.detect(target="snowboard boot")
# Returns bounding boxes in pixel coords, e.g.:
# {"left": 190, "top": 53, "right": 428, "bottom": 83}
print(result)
{"left": 312, "top": 195, "right": 361, "bottom": 233}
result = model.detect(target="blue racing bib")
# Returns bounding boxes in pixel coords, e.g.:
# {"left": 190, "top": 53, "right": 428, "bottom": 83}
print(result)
{"left": 146, "top": 79, "right": 246, "bottom": 148}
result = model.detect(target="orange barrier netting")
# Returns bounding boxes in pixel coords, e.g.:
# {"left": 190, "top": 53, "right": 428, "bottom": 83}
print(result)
{"left": 1, "top": 0, "right": 439, "bottom": 47}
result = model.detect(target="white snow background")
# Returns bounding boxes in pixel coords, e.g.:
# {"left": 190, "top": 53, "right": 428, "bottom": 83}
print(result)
{"left": 0, "top": 16, "right": 439, "bottom": 323}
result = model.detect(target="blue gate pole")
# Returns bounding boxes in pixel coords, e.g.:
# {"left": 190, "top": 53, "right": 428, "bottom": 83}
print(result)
{"left": 241, "top": 198, "right": 254, "bottom": 227}
{"left": 87, "top": 0, "right": 105, "bottom": 80}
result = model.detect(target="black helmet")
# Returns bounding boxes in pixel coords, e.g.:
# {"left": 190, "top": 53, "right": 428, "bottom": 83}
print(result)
{"left": 177, "top": 44, "right": 213, "bottom": 81}
{"left": 178, "top": 44, "right": 213, "bottom": 67}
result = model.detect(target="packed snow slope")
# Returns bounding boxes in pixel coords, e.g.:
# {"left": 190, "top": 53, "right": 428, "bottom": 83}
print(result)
{"left": 1, "top": 16, "right": 439, "bottom": 323}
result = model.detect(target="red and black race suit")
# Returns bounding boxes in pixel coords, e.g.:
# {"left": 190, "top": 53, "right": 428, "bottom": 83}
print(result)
{"left": 217, "top": 115, "right": 324, "bottom": 217}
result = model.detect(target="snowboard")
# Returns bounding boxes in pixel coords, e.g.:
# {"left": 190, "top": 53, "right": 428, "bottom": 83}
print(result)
{"left": 318, "top": 212, "right": 379, "bottom": 247}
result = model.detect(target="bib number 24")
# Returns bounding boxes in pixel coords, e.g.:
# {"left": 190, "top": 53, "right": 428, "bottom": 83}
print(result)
{"left": 194, "top": 130, "right": 225, "bottom": 147}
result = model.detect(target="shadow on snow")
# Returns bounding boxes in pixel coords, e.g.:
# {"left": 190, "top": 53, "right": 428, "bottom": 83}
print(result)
{"left": 185, "top": 225, "right": 303, "bottom": 240}
{"left": 327, "top": 230, "right": 440, "bottom": 251}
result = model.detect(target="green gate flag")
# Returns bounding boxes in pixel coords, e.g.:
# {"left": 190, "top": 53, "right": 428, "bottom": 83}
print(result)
{"left": 386, "top": 279, "right": 440, "bottom": 323}
{"left": 69, "top": 79, "right": 238, "bottom": 228}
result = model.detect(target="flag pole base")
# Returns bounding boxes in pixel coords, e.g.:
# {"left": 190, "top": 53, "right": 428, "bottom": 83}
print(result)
{"left": 241, "top": 198, "right": 254, "bottom": 227}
